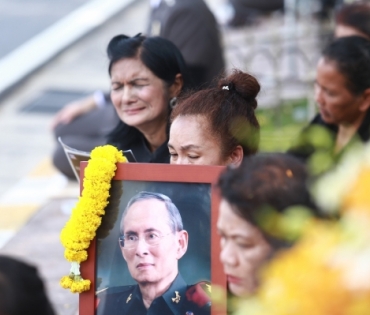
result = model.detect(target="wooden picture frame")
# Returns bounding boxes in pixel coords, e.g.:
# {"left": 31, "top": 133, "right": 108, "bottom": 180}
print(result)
{"left": 79, "top": 163, "right": 226, "bottom": 315}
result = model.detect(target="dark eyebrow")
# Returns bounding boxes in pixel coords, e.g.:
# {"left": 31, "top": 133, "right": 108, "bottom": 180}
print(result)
{"left": 125, "top": 228, "right": 159, "bottom": 235}
{"left": 111, "top": 78, "right": 149, "bottom": 85}
{"left": 124, "top": 231, "right": 138, "bottom": 236}
{"left": 130, "top": 78, "right": 149, "bottom": 84}
{"left": 144, "top": 228, "right": 160, "bottom": 233}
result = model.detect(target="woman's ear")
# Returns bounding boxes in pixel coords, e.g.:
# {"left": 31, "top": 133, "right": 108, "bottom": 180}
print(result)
{"left": 227, "top": 145, "right": 244, "bottom": 168}
{"left": 359, "top": 88, "right": 370, "bottom": 112}
{"left": 176, "top": 230, "right": 188, "bottom": 260}
{"left": 169, "top": 73, "right": 184, "bottom": 98}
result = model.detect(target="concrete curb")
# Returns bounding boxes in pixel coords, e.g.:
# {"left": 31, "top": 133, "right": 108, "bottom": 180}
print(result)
{"left": 0, "top": 0, "right": 136, "bottom": 99}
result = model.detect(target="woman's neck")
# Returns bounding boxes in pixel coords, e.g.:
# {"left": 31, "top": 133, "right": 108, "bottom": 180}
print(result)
{"left": 335, "top": 113, "right": 366, "bottom": 153}
{"left": 137, "top": 118, "right": 168, "bottom": 152}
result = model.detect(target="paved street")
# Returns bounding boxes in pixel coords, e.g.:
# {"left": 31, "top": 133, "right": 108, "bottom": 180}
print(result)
{"left": 0, "top": 0, "right": 90, "bottom": 58}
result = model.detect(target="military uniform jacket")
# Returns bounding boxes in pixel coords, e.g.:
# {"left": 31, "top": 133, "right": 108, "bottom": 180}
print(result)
{"left": 96, "top": 274, "right": 210, "bottom": 315}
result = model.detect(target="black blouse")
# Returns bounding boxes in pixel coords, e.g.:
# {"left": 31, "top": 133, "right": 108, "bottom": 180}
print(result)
{"left": 287, "top": 109, "right": 370, "bottom": 162}
{"left": 106, "top": 121, "right": 170, "bottom": 164}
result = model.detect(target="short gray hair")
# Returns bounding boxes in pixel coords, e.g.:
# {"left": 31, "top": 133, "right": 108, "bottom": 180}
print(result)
{"left": 120, "top": 191, "right": 183, "bottom": 234}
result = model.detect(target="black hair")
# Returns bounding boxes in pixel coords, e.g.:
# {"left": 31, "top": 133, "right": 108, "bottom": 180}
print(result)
{"left": 322, "top": 35, "right": 370, "bottom": 95}
{"left": 335, "top": 2, "right": 370, "bottom": 39}
{"left": 107, "top": 33, "right": 191, "bottom": 90}
{"left": 0, "top": 255, "right": 55, "bottom": 315}
{"left": 171, "top": 69, "right": 260, "bottom": 159}
{"left": 218, "top": 153, "right": 319, "bottom": 232}
{"left": 106, "top": 34, "right": 191, "bottom": 149}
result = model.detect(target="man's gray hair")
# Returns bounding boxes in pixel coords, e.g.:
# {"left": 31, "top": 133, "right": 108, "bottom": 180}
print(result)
{"left": 120, "top": 191, "right": 183, "bottom": 234}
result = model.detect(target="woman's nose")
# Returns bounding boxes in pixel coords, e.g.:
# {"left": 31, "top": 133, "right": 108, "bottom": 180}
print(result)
{"left": 121, "top": 86, "right": 135, "bottom": 104}
{"left": 220, "top": 242, "right": 237, "bottom": 267}
{"left": 314, "top": 85, "right": 324, "bottom": 106}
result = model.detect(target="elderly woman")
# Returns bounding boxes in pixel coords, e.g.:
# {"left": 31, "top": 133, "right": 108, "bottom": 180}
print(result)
{"left": 216, "top": 153, "right": 318, "bottom": 297}
{"left": 168, "top": 70, "right": 260, "bottom": 166}
{"left": 53, "top": 34, "right": 190, "bottom": 177}
{"left": 105, "top": 34, "right": 190, "bottom": 162}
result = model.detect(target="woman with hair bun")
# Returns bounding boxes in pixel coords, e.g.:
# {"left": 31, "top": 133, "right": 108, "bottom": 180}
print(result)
{"left": 168, "top": 69, "right": 260, "bottom": 166}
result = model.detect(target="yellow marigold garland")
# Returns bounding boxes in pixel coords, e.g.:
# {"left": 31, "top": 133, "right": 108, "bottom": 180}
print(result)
{"left": 60, "top": 145, "right": 126, "bottom": 293}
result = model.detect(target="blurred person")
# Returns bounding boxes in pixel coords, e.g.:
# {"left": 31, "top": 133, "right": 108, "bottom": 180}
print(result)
{"left": 334, "top": 1, "right": 370, "bottom": 39}
{"left": 317, "top": 0, "right": 343, "bottom": 20}
{"left": 97, "top": 191, "right": 210, "bottom": 315}
{"left": 51, "top": 0, "right": 225, "bottom": 179}
{"left": 216, "top": 153, "right": 319, "bottom": 297}
{"left": 0, "top": 255, "right": 55, "bottom": 315}
{"left": 168, "top": 70, "right": 260, "bottom": 166}
{"left": 53, "top": 34, "right": 190, "bottom": 178}
{"left": 226, "top": 0, "right": 284, "bottom": 27}
{"left": 148, "top": 0, "right": 224, "bottom": 89}
{"left": 288, "top": 36, "right": 370, "bottom": 162}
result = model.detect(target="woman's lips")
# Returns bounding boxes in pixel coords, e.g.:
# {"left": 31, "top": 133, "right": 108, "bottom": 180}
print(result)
{"left": 124, "top": 107, "right": 145, "bottom": 115}
{"left": 319, "top": 107, "right": 330, "bottom": 119}
{"left": 227, "top": 275, "right": 243, "bottom": 284}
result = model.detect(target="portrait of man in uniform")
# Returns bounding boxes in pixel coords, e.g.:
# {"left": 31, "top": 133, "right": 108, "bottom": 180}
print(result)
{"left": 96, "top": 191, "right": 211, "bottom": 315}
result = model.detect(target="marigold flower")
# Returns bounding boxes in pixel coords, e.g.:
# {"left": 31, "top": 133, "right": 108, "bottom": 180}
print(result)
{"left": 60, "top": 145, "right": 125, "bottom": 293}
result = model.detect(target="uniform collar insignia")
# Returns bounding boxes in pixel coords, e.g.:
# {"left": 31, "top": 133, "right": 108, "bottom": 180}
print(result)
{"left": 205, "top": 283, "right": 211, "bottom": 293}
{"left": 126, "top": 293, "right": 132, "bottom": 304}
{"left": 172, "top": 291, "right": 181, "bottom": 303}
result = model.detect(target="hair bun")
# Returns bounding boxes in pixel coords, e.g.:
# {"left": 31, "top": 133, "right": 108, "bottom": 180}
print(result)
{"left": 218, "top": 69, "right": 260, "bottom": 109}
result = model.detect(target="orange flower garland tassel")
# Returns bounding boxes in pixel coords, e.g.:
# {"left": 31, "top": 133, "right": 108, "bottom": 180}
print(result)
{"left": 60, "top": 145, "right": 126, "bottom": 293}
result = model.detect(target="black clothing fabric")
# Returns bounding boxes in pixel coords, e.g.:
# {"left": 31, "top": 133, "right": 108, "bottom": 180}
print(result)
{"left": 96, "top": 274, "right": 210, "bottom": 315}
{"left": 106, "top": 121, "right": 170, "bottom": 163}
{"left": 228, "top": 0, "right": 284, "bottom": 27}
{"left": 148, "top": 0, "right": 225, "bottom": 88}
{"left": 288, "top": 110, "right": 370, "bottom": 162}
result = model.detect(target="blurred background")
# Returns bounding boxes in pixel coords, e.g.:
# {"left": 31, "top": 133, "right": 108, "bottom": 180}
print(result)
{"left": 0, "top": 0, "right": 341, "bottom": 314}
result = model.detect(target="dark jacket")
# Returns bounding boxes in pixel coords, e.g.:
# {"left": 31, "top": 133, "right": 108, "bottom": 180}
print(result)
{"left": 96, "top": 274, "right": 211, "bottom": 315}
{"left": 106, "top": 121, "right": 170, "bottom": 163}
{"left": 148, "top": 0, "right": 225, "bottom": 88}
{"left": 288, "top": 110, "right": 370, "bottom": 162}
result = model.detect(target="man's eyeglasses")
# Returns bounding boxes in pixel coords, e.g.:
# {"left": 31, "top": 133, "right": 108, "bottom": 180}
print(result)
{"left": 119, "top": 232, "right": 172, "bottom": 249}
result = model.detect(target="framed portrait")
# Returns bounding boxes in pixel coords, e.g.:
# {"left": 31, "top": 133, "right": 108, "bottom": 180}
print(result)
{"left": 79, "top": 163, "right": 226, "bottom": 315}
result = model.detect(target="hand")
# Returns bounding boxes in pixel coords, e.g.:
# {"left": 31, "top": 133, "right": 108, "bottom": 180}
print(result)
{"left": 50, "top": 95, "right": 97, "bottom": 130}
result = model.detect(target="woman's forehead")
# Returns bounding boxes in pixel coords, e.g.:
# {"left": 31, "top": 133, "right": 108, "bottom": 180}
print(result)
{"left": 111, "top": 57, "right": 152, "bottom": 79}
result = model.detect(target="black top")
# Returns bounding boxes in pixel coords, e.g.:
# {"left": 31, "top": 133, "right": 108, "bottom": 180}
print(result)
{"left": 96, "top": 274, "right": 211, "bottom": 315}
{"left": 106, "top": 121, "right": 170, "bottom": 163}
{"left": 147, "top": 0, "right": 224, "bottom": 89}
{"left": 287, "top": 110, "right": 370, "bottom": 162}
